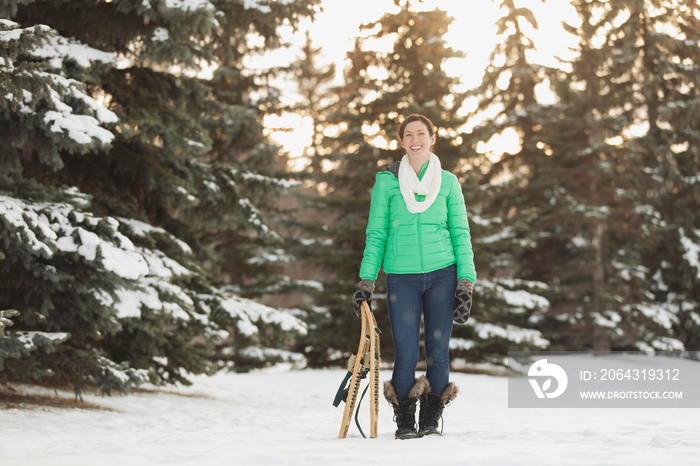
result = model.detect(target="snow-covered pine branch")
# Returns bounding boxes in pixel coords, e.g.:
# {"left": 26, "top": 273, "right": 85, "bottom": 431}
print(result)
{"left": 1, "top": 20, "right": 117, "bottom": 171}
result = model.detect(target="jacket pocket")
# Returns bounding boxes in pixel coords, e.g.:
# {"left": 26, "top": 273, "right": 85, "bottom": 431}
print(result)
{"left": 442, "top": 230, "right": 456, "bottom": 259}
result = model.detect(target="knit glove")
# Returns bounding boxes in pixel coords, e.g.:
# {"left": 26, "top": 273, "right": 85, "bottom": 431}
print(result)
{"left": 453, "top": 279, "right": 473, "bottom": 324}
{"left": 352, "top": 279, "right": 374, "bottom": 318}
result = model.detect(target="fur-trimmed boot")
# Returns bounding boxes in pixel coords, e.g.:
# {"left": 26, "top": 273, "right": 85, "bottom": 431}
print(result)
{"left": 383, "top": 376, "right": 430, "bottom": 439}
{"left": 418, "top": 382, "right": 459, "bottom": 437}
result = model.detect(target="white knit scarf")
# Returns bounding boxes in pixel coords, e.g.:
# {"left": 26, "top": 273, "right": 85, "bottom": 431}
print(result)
{"left": 398, "top": 152, "right": 442, "bottom": 213}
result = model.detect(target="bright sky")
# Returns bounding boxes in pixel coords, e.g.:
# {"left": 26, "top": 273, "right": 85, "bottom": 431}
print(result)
{"left": 257, "top": 0, "right": 578, "bottom": 167}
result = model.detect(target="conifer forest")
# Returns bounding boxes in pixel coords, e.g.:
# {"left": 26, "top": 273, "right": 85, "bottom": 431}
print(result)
{"left": 1, "top": 0, "right": 698, "bottom": 394}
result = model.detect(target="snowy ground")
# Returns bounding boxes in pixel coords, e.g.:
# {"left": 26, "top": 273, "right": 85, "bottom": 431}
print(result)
{"left": 2, "top": 363, "right": 700, "bottom": 466}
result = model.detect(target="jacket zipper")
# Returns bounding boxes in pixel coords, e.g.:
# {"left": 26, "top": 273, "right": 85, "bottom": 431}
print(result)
{"left": 414, "top": 165, "right": 428, "bottom": 273}
{"left": 417, "top": 213, "right": 424, "bottom": 273}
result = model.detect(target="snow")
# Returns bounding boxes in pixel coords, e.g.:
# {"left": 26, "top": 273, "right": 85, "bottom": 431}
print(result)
{"left": 13, "top": 331, "right": 70, "bottom": 351}
{"left": 299, "top": 237, "right": 333, "bottom": 247}
{"left": 1, "top": 193, "right": 307, "bottom": 341}
{"left": 478, "top": 279, "right": 550, "bottom": 312}
{"left": 449, "top": 337, "right": 475, "bottom": 351}
{"left": 32, "top": 34, "right": 116, "bottom": 69}
{"left": 117, "top": 217, "right": 193, "bottom": 255}
{"left": 44, "top": 110, "right": 104, "bottom": 144}
{"left": 238, "top": 197, "right": 272, "bottom": 234}
{"left": 630, "top": 302, "right": 679, "bottom": 331}
{"left": 0, "top": 197, "right": 55, "bottom": 257}
{"left": 679, "top": 228, "right": 700, "bottom": 279}
{"left": 99, "top": 242, "right": 149, "bottom": 280}
{"left": 238, "top": 346, "right": 306, "bottom": 364}
{"left": 3, "top": 360, "right": 700, "bottom": 465}
{"left": 0, "top": 26, "right": 23, "bottom": 42}
{"left": 479, "top": 226, "right": 514, "bottom": 244}
{"left": 219, "top": 294, "right": 308, "bottom": 336}
{"left": 244, "top": 0, "right": 272, "bottom": 14}
{"left": 2, "top": 22, "right": 118, "bottom": 148}
{"left": 471, "top": 320, "right": 550, "bottom": 348}
{"left": 0, "top": 196, "right": 189, "bottom": 283}
{"left": 44, "top": 208, "right": 150, "bottom": 281}
{"left": 612, "top": 260, "right": 648, "bottom": 282}
{"left": 114, "top": 286, "right": 160, "bottom": 318}
{"left": 152, "top": 27, "right": 170, "bottom": 42}
{"left": 40, "top": 75, "right": 117, "bottom": 145}
{"left": 571, "top": 235, "right": 589, "bottom": 248}
{"left": 241, "top": 170, "right": 301, "bottom": 189}
{"left": 246, "top": 248, "right": 292, "bottom": 265}
{"left": 0, "top": 19, "right": 19, "bottom": 29}
{"left": 501, "top": 288, "right": 549, "bottom": 310}
{"left": 640, "top": 337, "right": 685, "bottom": 352}
{"left": 0, "top": 195, "right": 209, "bottom": 323}
{"left": 162, "top": 0, "right": 215, "bottom": 13}
{"left": 593, "top": 311, "right": 623, "bottom": 329}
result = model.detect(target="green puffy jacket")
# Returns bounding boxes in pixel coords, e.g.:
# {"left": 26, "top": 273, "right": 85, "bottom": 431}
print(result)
{"left": 359, "top": 161, "right": 476, "bottom": 282}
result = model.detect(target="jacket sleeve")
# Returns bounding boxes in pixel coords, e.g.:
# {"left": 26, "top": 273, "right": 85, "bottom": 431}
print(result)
{"left": 359, "top": 172, "right": 392, "bottom": 280}
{"left": 447, "top": 174, "right": 476, "bottom": 282}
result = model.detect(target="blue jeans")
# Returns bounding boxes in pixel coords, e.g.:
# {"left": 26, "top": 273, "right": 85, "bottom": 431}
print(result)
{"left": 386, "top": 264, "right": 457, "bottom": 401}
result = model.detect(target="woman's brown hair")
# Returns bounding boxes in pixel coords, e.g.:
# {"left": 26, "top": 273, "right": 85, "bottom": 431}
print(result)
{"left": 397, "top": 114, "right": 435, "bottom": 141}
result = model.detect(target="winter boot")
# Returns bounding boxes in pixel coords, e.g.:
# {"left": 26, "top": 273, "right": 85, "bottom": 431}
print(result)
{"left": 418, "top": 382, "right": 459, "bottom": 437}
{"left": 383, "top": 376, "right": 430, "bottom": 439}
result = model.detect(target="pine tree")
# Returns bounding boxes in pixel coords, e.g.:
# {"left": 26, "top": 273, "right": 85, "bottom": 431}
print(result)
{"left": 461, "top": 0, "right": 554, "bottom": 363}
{"left": 289, "top": 30, "right": 336, "bottom": 174}
{"left": 536, "top": 0, "right": 700, "bottom": 351}
{"left": 468, "top": 0, "right": 699, "bottom": 353}
{"left": 257, "top": 30, "right": 337, "bottom": 323}
{"left": 0, "top": 1, "right": 319, "bottom": 393}
{"left": 609, "top": 0, "right": 700, "bottom": 351}
{"left": 522, "top": 0, "right": 647, "bottom": 352}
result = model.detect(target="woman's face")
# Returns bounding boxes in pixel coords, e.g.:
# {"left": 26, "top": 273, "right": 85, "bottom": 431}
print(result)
{"left": 401, "top": 120, "right": 436, "bottom": 159}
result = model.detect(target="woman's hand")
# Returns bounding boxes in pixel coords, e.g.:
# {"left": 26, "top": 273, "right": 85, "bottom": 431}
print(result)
{"left": 352, "top": 280, "right": 374, "bottom": 317}
{"left": 453, "top": 279, "right": 473, "bottom": 324}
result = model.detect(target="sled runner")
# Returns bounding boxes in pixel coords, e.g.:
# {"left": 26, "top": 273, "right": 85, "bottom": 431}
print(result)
{"left": 333, "top": 301, "right": 380, "bottom": 439}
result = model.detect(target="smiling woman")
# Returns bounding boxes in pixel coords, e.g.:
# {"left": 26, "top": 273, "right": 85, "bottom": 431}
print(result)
{"left": 352, "top": 112, "right": 476, "bottom": 438}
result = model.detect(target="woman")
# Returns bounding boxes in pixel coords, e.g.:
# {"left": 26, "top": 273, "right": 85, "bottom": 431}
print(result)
{"left": 352, "top": 114, "right": 476, "bottom": 439}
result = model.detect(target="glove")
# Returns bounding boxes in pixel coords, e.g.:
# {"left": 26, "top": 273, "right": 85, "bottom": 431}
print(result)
{"left": 453, "top": 279, "right": 473, "bottom": 324}
{"left": 352, "top": 279, "right": 374, "bottom": 318}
